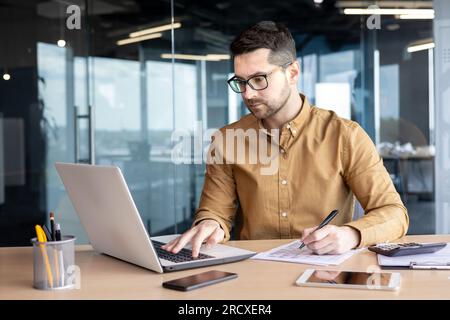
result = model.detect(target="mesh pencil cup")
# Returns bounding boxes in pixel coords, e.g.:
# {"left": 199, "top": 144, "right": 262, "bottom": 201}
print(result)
{"left": 31, "top": 235, "right": 76, "bottom": 290}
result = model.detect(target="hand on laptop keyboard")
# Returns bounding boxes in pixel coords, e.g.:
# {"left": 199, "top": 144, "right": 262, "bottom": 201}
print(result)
{"left": 152, "top": 240, "right": 214, "bottom": 263}
{"left": 161, "top": 219, "right": 225, "bottom": 258}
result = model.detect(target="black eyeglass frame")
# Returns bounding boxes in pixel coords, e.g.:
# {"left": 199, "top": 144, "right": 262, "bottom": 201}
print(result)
{"left": 227, "top": 61, "right": 294, "bottom": 93}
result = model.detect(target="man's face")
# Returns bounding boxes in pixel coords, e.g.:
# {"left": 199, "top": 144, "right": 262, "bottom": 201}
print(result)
{"left": 233, "top": 48, "right": 292, "bottom": 119}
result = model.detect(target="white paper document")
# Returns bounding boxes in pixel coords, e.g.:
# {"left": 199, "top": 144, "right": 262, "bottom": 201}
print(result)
{"left": 251, "top": 240, "right": 360, "bottom": 266}
{"left": 378, "top": 243, "right": 450, "bottom": 267}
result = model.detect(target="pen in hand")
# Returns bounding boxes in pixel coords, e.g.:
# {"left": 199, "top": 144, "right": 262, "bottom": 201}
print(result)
{"left": 299, "top": 209, "right": 340, "bottom": 250}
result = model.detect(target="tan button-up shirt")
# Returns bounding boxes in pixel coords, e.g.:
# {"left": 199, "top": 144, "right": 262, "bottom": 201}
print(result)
{"left": 193, "top": 94, "right": 409, "bottom": 248}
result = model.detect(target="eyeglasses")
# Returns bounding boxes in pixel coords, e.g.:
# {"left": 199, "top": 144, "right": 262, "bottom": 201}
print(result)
{"left": 227, "top": 61, "right": 293, "bottom": 93}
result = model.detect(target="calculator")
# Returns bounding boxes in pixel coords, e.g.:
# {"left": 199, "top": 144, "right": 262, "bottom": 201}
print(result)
{"left": 368, "top": 242, "right": 447, "bottom": 257}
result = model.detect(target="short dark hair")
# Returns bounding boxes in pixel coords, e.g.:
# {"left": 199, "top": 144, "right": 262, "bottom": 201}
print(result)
{"left": 230, "top": 21, "right": 296, "bottom": 66}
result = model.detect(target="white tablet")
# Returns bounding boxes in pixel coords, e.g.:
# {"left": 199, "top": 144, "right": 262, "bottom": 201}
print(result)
{"left": 296, "top": 269, "right": 401, "bottom": 291}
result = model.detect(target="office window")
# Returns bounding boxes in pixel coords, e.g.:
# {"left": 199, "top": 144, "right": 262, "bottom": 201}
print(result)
{"left": 0, "top": 0, "right": 443, "bottom": 246}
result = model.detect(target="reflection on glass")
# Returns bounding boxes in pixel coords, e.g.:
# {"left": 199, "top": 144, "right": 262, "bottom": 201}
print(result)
{"left": 308, "top": 270, "right": 392, "bottom": 286}
{"left": 94, "top": 57, "right": 141, "bottom": 160}
{"left": 317, "top": 50, "right": 359, "bottom": 120}
{"left": 38, "top": 42, "right": 89, "bottom": 243}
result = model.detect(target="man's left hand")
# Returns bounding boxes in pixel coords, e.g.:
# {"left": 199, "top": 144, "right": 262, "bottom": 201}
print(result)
{"left": 300, "top": 225, "right": 361, "bottom": 255}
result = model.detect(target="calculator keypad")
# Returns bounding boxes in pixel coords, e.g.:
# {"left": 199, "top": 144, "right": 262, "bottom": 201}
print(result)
{"left": 376, "top": 244, "right": 400, "bottom": 251}
{"left": 369, "top": 242, "right": 447, "bottom": 257}
{"left": 399, "top": 243, "right": 421, "bottom": 248}
{"left": 376, "top": 243, "right": 422, "bottom": 251}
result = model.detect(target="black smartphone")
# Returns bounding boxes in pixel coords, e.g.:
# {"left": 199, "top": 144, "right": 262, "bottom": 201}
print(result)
{"left": 162, "top": 270, "right": 238, "bottom": 291}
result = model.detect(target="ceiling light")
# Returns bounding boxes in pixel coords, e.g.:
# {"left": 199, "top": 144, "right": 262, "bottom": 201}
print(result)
{"left": 160, "top": 53, "right": 230, "bottom": 61}
{"left": 117, "top": 33, "right": 162, "bottom": 46}
{"left": 129, "top": 23, "right": 181, "bottom": 38}
{"left": 205, "top": 54, "right": 231, "bottom": 60}
{"left": 336, "top": 1, "right": 433, "bottom": 8}
{"left": 3, "top": 73, "right": 11, "bottom": 81}
{"left": 407, "top": 42, "right": 435, "bottom": 53}
{"left": 57, "top": 39, "right": 66, "bottom": 47}
{"left": 344, "top": 8, "right": 434, "bottom": 15}
{"left": 386, "top": 24, "right": 400, "bottom": 31}
{"left": 399, "top": 14, "right": 435, "bottom": 19}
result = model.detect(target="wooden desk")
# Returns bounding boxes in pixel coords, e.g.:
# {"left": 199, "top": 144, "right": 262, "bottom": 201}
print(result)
{"left": 1, "top": 235, "right": 450, "bottom": 300}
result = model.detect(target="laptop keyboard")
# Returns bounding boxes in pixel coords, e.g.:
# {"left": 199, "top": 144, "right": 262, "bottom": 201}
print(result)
{"left": 152, "top": 240, "right": 215, "bottom": 263}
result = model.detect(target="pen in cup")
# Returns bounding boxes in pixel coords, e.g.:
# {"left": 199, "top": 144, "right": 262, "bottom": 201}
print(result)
{"left": 48, "top": 212, "right": 61, "bottom": 285}
{"left": 299, "top": 209, "right": 340, "bottom": 250}
{"left": 55, "top": 223, "right": 62, "bottom": 241}
{"left": 43, "top": 225, "right": 53, "bottom": 242}
{"left": 55, "top": 223, "right": 65, "bottom": 286}
{"left": 50, "top": 212, "right": 56, "bottom": 242}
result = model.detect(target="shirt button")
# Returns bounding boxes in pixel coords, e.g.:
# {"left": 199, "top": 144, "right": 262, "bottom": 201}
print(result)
{"left": 281, "top": 212, "right": 288, "bottom": 218}
{"left": 280, "top": 149, "right": 285, "bottom": 154}
{"left": 286, "top": 124, "right": 291, "bottom": 129}
{"left": 281, "top": 179, "right": 287, "bottom": 185}
{"left": 292, "top": 129, "right": 297, "bottom": 134}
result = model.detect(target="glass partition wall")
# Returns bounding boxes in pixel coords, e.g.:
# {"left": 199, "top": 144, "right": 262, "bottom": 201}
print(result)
{"left": 0, "top": 0, "right": 437, "bottom": 246}
{"left": 0, "top": 0, "right": 92, "bottom": 245}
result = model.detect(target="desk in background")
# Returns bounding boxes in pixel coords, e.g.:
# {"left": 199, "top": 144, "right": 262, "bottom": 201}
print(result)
{"left": 383, "top": 155, "right": 435, "bottom": 202}
{"left": 1, "top": 235, "right": 449, "bottom": 299}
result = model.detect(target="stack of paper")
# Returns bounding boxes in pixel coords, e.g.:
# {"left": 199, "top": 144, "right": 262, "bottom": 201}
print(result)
{"left": 378, "top": 243, "right": 450, "bottom": 267}
{"left": 251, "top": 240, "right": 360, "bottom": 266}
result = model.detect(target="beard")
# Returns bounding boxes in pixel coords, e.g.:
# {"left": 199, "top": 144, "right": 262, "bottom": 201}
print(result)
{"left": 245, "top": 86, "right": 292, "bottom": 119}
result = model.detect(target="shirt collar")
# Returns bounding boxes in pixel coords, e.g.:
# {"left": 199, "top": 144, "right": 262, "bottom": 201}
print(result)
{"left": 257, "top": 93, "right": 311, "bottom": 138}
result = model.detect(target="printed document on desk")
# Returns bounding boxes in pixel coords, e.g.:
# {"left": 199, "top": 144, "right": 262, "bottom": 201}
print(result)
{"left": 251, "top": 240, "right": 360, "bottom": 266}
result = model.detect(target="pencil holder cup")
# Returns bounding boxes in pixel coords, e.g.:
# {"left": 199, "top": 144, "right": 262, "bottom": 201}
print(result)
{"left": 31, "top": 236, "right": 76, "bottom": 290}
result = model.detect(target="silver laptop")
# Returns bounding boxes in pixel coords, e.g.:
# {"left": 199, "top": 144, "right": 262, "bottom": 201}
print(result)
{"left": 55, "top": 162, "right": 255, "bottom": 273}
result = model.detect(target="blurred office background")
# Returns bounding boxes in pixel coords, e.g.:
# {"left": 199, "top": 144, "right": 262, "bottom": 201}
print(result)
{"left": 0, "top": 0, "right": 449, "bottom": 246}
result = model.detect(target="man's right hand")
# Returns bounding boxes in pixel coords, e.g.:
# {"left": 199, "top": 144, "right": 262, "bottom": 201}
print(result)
{"left": 161, "top": 219, "right": 225, "bottom": 258}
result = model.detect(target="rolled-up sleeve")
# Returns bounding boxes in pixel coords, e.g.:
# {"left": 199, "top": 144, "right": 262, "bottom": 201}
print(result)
{"left": 343, "top": 123, "right": 409, "bottom": 248}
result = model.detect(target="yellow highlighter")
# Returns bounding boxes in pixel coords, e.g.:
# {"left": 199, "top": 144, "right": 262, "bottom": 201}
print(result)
{"left": 35, "top": 225, "right": 54, "bottom": 288}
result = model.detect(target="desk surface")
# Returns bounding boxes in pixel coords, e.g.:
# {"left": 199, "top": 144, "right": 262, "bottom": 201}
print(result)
{"left": 1, "top": 235, "right": 450, "bottom": 300}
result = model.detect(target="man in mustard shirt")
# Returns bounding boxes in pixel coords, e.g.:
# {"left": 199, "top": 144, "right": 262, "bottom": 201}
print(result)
{"left": 163, "top": 21, "right": 409, "bottom": 257}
